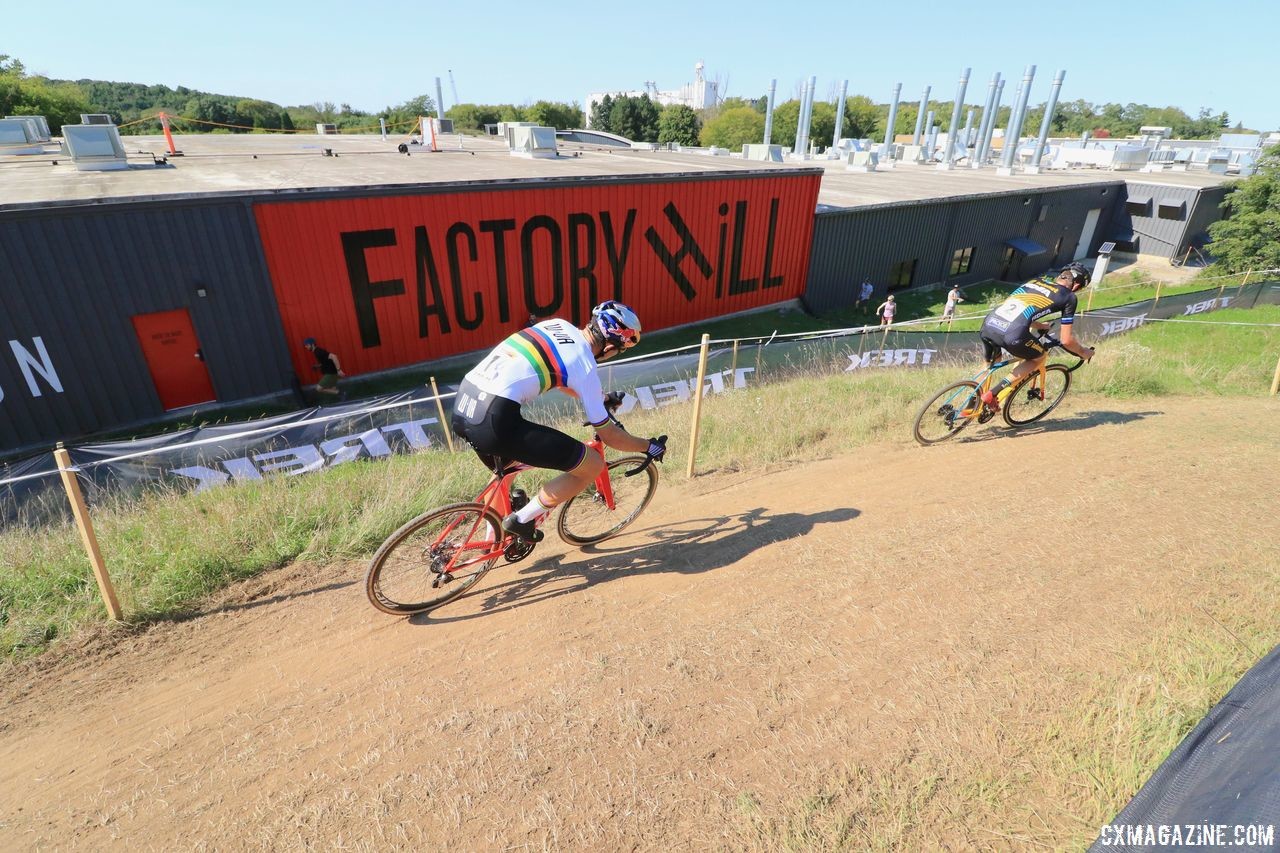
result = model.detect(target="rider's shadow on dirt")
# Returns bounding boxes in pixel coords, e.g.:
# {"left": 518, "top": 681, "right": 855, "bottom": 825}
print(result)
{"left": 959, "top": 409, "right": 1161, "bottom": 442}
{"left": 413, "top": 505, "right": 861, "bottom": 624}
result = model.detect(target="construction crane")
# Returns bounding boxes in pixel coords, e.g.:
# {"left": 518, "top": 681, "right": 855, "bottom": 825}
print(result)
{"left": 448, "top": 70, "right": 459, "bottom": 105}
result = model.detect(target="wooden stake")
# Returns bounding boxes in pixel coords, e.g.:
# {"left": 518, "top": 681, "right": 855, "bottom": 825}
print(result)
{"left": 730, "top": 340, "right": 739, "bottom": 377}
{"left": 1152, "top": 279, "right": 1164, "bottom": 311}
{"left": 1085, "top": 283, "right": 1096, "bottom": 314}
{"left": 685, "top": 334, "right": 711, "bottom": 479}
{"left": 54, "top": 447, "right": 122, "bottom": 621}
{"left": 429, "top": 376, "right": 455, "bottom": 452}
{"left": 1270, "top": 354, "right": 1280, "bottom": 397}
{"left": 1236, "top": 269, "right": 1253, "bottom": 301}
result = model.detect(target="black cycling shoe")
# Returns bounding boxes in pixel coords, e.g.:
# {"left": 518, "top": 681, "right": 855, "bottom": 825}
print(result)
{"left": 503, "top": 513, "right": 544, "bottom": 544}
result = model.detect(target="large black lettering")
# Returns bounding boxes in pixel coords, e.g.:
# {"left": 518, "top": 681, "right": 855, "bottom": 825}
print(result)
{"left": 520, "top": 215, "right": 564, "bottom": 317}
{"left": 600, "top": 209, "right": 636, "bottom": 302}
{"left": 761, "top": 197, "right": 784, "bottom": 290}
{"left": 341, "top": 229, "right": 405, "bottom": 348}
{"left": 644, "top": 202, "right": 713, "bottom": 301}
{"left": 715, "top": 203, "right": 729, "bottom": 298}
{"left": 446, "top": 222, "right": 483, "bottom": 331}
{"left": 567, "top": 213, "right": 598, "bottom": 326}
{"left": 480, "top": 219, "right": 517, "bottom": 324}
{"left": 727, "top": 200, "right": 759, "bottom": 295}
{"left": 414, "top": 226, "right": 451, "bottom": 337}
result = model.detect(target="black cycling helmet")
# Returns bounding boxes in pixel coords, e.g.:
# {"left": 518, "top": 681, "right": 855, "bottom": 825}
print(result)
{"left": 1059, "top": 262, "right": 1091, "bottom": 287}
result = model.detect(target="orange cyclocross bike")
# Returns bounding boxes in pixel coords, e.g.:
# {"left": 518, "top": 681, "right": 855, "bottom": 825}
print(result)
{"left": 912, "top": 331, "right": 1088, "bottom": 445}
{"left": 365, "top": 397, "right": 660, "bottom": 615}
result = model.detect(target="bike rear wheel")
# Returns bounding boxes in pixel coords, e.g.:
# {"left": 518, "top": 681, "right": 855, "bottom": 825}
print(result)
{"left": 365, "top": 502, "right": 504, "bottom": 615}
{"left": 557, "top": 456, "right": 658, "bottom": 546}
{"left": 913, "top": 380, "right": 983, "bottom": 445}
{"left": 1003, "top": 364, "right": 1071, "bottom": 426}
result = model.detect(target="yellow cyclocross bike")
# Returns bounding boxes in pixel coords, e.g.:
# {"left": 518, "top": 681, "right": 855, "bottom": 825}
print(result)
{"left": 912, "top": 332, "right": 1089, "bottom": 445}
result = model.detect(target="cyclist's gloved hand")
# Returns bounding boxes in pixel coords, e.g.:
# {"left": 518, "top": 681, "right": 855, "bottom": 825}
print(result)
{"left": 646, "top": 435, "right": 668, "bottom": 463}
{"left": 603, "top": 390, "right": 625, "bottom": 413}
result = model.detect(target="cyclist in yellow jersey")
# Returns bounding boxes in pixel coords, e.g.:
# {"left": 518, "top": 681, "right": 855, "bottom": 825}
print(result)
{"left": 979, "top": 263, "right": 1096, "bottom": 408}
{"left": 451, "top": 302, "right": 667, "bottom": 543}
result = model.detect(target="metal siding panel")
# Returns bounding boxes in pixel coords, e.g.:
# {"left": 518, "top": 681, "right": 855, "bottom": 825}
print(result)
{"left": 0, "top": 201, "right": 290, "bottom": 452}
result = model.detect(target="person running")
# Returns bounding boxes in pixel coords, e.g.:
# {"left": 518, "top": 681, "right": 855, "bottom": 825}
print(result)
{"left": 855, "top": 279, "right": 874, "bottom": 313}
{"left": 875, "top": 294, "right": 897, "bottom": 327}
{"left": 302, "top": 337, "right": 344, "bottom": 399}
{"left": 979, "top": 263, "right": 1096, "bottom": 409}
{"left": 451, "top": 302, "right": 667, "bottom": 543}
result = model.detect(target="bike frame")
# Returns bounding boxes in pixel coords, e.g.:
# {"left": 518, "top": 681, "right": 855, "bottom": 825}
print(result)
{"left": 428, "top": 435, "right": 617, "bottom": 579}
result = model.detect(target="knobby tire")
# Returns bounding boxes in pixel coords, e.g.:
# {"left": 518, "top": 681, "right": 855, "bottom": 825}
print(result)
{"left": 1002, "top": 364, "right": 1072, "bottom": 426}
{"left": 913, "top": 380, "right": 983, "bottom": 445}
{"left": 557, "top": 456, "right": 659, "bottom": 546}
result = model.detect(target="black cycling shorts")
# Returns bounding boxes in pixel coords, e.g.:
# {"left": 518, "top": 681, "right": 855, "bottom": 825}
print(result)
{"left": 451, "top": 379, "right": 587, "bottom": 474}
{"left": 981, "top": 334, "right": 1045, "bottom": 363}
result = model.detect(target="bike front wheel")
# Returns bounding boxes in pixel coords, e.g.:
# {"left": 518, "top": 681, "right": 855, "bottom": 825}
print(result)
{"left": 1003, "top": 364, "right": 1071, "bottom": 426}
{"left": 913, "top": 380, "right": 983, "bottom": 445}
{"left": 557, "top": 456, "right": 658, "bottom": 546}
{"left": 365, "top": 502, "right": 504, "bottom": 615}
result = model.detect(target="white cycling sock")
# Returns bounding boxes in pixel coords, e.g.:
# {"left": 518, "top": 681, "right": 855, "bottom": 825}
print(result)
{"left": 514, "top": 492, "right": 554, "bottom": 523}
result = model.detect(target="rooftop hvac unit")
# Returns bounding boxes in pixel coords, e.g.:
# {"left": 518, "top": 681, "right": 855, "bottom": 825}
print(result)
{"left": 742, "top": 144, "right": 784, "bottom": 162}
{"left": 1110, "top": 145, "right": 1150, "bottom": 171}
{"left": 80, "top": 114, "right": 114, "bottom": 125}
{"left": 435, "top": 118, "right": 454, "bottom": 134}
{"left": 0, "top": 118, "right": 45, "bottom": 154}
{"left": 507, "top": 125, "right": 558, "bottom": 158}
{"left": 5, "top": 115, "right": 51, "bottom": 141}
{"left": 846, "top": 150, "right": 879, "bottom": 172}
{"left": 1206, "top": 149, "right": 1231, "bottom": 175}
{"left": 315, "top": 123, "right": 338, "bottom": 135}
{"left": 62, "top": 123, "right": 129, "bottom": 170}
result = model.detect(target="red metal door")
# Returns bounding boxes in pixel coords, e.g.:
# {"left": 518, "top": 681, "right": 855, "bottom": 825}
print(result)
{"left": 131, "top": 309, "right": 216, "bottom": 410}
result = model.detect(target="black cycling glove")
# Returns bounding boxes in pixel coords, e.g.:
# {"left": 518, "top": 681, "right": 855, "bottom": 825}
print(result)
{"left": 646, "top": 435, "right": 668, "bottom": 463}
{"left": 603, "top": 390, "right": 626, "bottom": 413}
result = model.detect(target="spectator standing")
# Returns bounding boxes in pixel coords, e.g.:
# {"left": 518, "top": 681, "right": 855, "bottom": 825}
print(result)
{"left": 855, "top": 279, "right": 875, "bottom": 313}
{"left": 875, "top": 294, "right": 897, "bottom": 327}
{"left": 941, "top": 286, "right": 965, "bottom": 326}
{"left": 303, "top": 337, "right": 344, "bottom": 399}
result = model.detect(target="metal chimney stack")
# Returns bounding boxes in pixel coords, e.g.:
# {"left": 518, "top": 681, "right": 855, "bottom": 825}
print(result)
{"left": 963, "top": 109, "right": 975, "bottom": 147}
{"left": 999, "top": 65, "right": 1036, "bottom": 173}
{"left": 797, "top": 74, "right": 817, "bottom": 156}
{"left": 763, "top": 79, "right": 777, "bottom": 145}
{"left": 972, "top": 72, "right": 1000, "bottom": 168}
{"left": 925, "top": 111, "right": 936, "bottom": 159}
{"left": 832, "top": 79, "right": 848, "bottom": 156}
{"left": 881, "top": 83, "right": 902, "bottom": 166}
{"left": 435, "top": 77, "right": 446, "bottom": 119}
{"left": 979, "top": 77, "right": 1005, "bottom": 165}
{"left": 912, "top": 86, "right": 931, "bottom": 145}
{"left": 940, "top": 67, "right": 971, "bottom": 169}
{"left": 1027, "top": 69, "right": 1066, "bottom": 173}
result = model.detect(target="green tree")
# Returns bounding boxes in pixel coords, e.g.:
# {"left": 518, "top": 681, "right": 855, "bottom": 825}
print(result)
{"left": 609, "top": 94, "right": 660, "bottom": 142}
{"left": 1206, "top": 145, "right": 1280, "bottom": 272}
{"left": 589, "top": 94, "right": 613, "bottom": 132}
{"left": 699, "top": 106, "right": 764, "bottom": 150}
{"left": 446, "top": 103, "right": 501, "bottom": 132}
{"left": 841, "top": 95, "right": 880, "bottom": 140}
{"left": 657, "top": 104, "right": 700, "bottom": 146}
{"left": 525, "top": 100, "right": 583, "bottom": 129}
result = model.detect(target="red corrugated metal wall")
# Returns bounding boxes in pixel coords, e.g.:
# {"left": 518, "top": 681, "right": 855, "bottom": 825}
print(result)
{"left": 254, "top": 172, "right": 821, "bottom": 378}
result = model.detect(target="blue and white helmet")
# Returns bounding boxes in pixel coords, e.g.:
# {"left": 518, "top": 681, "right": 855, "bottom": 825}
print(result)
{"left": 591, "top": 301, "right": 642, "bottom": 350}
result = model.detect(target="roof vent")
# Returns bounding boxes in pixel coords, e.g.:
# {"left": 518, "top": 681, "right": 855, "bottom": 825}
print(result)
{"left": 63, "top": 123, "right": 129, "bottom": 171}
{"left": 80, "top": 114, "right": 115, "bottom": 125}
{"left": 0, "top": 118, "right": 45, "bottom": 154}
{"left": 4, "top": 115, "right": 51, "bottom": 141}
{"left": 507, "top": 125, "right": 558, "bottom": 159}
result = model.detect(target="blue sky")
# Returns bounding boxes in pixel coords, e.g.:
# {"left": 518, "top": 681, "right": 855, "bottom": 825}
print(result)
{"left": 8, "top": 0, "right": 1278, "bottom": 131}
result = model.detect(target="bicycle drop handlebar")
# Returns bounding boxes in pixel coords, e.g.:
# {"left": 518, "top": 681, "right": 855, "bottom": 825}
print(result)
{"left": 1035, "top": 332, "right": 1089, "bottom": 373}
{"left": 590, "top": 391, "right": 665, "bottom": 478}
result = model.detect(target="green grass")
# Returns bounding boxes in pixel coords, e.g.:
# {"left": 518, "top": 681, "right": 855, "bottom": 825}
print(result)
{"left": 3, "top": 303, "right": 1277, "bottom": 659}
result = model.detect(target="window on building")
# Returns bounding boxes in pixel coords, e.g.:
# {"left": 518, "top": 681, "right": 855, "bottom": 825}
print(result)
{"left": 950, "top": 246, "right": 975, "bottom": 276}
{"left": 889, "top": 259, "right": 917, "bottom": 290}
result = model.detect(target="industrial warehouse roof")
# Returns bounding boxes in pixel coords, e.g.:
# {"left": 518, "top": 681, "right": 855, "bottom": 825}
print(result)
{"left": 0, "top": 130, "right": 1233, "bottom": 213}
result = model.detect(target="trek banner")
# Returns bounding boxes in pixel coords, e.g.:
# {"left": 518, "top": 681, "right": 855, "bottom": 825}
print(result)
{"left": 1, "top": 282, "right": 1273, "bottom": 525}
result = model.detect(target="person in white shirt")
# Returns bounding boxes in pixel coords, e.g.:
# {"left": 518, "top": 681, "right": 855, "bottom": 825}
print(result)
{"left": 452, "top": 301, "right": 667, "bottom": 543}
{"left": 941, "top": 286, "right": 965, "bottom": 325}
{"left": 855, "top": 279, "right": 875, "bottom": 313}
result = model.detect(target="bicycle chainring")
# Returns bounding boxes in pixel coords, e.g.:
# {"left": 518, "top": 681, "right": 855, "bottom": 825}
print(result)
{"left": 977, "top": 406, "right": 997, "bottom": 424}
{"left": 503, "top": 538, "right": 536, "bottom": 563}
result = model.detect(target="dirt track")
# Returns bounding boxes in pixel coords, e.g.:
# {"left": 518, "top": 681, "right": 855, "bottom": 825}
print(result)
{"left": 2, "top": 395, "right": 1278, "bottom": 850}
